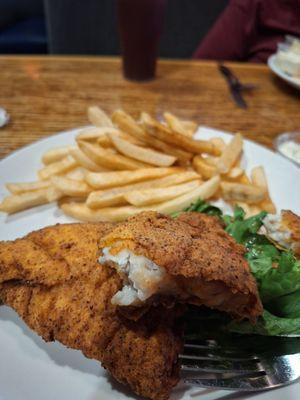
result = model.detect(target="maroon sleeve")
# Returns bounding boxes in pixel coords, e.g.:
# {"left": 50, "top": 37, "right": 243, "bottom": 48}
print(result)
{"left": 193, "top": 0, "right": 254, "bottom": 61}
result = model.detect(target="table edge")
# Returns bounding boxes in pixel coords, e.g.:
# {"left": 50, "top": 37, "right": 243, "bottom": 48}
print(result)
{"left": 0, "top": 55, "right": 269, "bottom": 70}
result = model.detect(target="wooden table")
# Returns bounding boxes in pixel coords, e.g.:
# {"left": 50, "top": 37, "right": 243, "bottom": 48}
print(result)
{"left": 1, "top": 56, "right": 300, "bottom": 159}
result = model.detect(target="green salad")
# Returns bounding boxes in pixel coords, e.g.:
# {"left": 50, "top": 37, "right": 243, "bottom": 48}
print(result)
{"left": 175, "top": 199, "right": 300, "bottom": 336}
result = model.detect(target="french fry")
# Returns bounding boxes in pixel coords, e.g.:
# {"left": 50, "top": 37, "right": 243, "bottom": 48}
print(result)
{"left": 77, "top": 130, "right": 116, "bottom": 150}
{"left": 155, "top": 175, "right": 220, "bottom": 214}
{"left": 118, "top": 131, "right": 147, "bottom": 147}
{"left": 38, "top": 156, "right": 78, "bottom": 180}
{"left": 112, "top": 109, "right": 192, "bottom": 163}
{"left": 0, "top": 189, "right": 50, "bottom": 214}
{"left": 209, "top": 137, "right": 226, "bottom": 152}
{"left": 209, "top": 187, "right": 222, "bottom": 201}
{"left": 78, "top": 141, "right": 148, "bottom": 170}
{"left": 112, "top": 109, "right": 149, "bottom": 141}
{"left": 65, "top": 167, "right": 87, "bottom": 181}
{"left": 225, "top": 167, "right": 244, "bottom": 180}
{"left": 124, "top": 180, "right": 202, "bottom": 206}
{"left": 233, "top": 158, "right": 242, "bottom": 168}
{"left": 69, "top": 147, "right": 108, "bottom": 172}
{"left": 138, "top": 114, "right": 193, "bottom": 162}
{"left": 217, "top": 133, "right": 243, "bottom": 174}
{"left": 0, "top": 104, "right": 277, "bottom": 220}
{"left": 251, "top": 166, "right": 276, "bottom": 214}
{"left": 96, "top": 135, "right": 113, "bottom": 148}
{"left": 235, "top": 202, "right": 262, "bottom": 218}
{"left": 192, "top": 155, "right": 217, "bottom": 179}
{"left": 46, "top": 186, "right": 64, "bottom": 202}
{"left": 87, "top": 106, "right": 113, "bottom": 127}
{"left": 51, "top": 176, "right": 92, "bottom": 197}
{"left": 86, "top": 171, "right": 200, "bottom": 208}
{"left": 251, "top": 166, "right": 268, "bottom": 195}
{"left": 142, "top": 112, "right": 220, "bottom": 155}
{"left": 86, "top": 167, "right": 181, "bottom": 189}
{"left": 260, "top": 200, "right": 277, "bottom": 214}
{"left": 61, "top": 202, "right": 147, "bottom": 222}
{"left": 6, "top": 180, "right": 51, "bottom": 194}
{"left": 221, "top": 182, "right": 265, "bottom": 204}
{"left": 239, "top": 173, "right": 251, "bottom": 185}
{"left": 76, "top": 126, "right": 119, "bottom": 141}
{"left": 98, "top": 131, "right": 145, "bottom": 148}
{"left": 62, "top": 176, "right": 218, "bottom": 222}
{"left": 163, "top": 112, "right": 194, "bottom": 137}
{"left": 132, "top": 134, "right": 192, "bottom": 164}
{"left": 42, "top": 145, "right": 76, "bottom": 165}
{"left": 108, "top": 133, "right": 177, "bottom": 167}
{"left": 204, "top": 156, "right": 219, "bottom": 167}
{"left": 151, "top": 141, "right": 192, "bottom": 164}
{"left": 180, "top": 120, "right": 198, "bottom": 136}
{"left": 123, "top": 170, "right": 200, "bottom": 190}
{"left": 86, "top": 191, "right": 128, "bottom": 208}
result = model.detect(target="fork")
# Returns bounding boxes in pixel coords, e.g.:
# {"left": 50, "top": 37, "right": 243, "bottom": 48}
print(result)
{"left": 218, "top": 64, "right": 256, "bottom": 109}
{"left": 180, "top": 338, "right": 300, "bottom": 391}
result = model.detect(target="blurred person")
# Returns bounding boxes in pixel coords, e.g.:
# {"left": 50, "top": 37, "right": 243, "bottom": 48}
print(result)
{"left": 193, "top": 0, "right": 300, "bottom": 63}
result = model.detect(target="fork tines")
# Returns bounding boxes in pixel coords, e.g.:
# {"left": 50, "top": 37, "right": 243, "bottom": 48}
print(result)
{"left": 181, "top": 342, "right": 261, "bottom": 374}
{"left": 180, "top": 340, "right": 300, "bottom": 391}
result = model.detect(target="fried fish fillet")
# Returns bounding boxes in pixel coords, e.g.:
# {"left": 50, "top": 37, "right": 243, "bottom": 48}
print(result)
{"left": 261, "top": 210, "right": 300, "bottom": 257}
{"left": 99, "top": 211, "right": 263, "bottom": 321}
{"left": 0, "top": 223, "right": 182, "bottom": 400}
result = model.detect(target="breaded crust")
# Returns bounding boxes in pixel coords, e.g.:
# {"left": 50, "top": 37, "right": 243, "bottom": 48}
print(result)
{"left": 0, "top": 222, "right": 182, "bottom": 400}
{"left": 282, "top": 210, "right": 300, "bottom": 257}
{"left": 100, "top": 211, "right": 263, "bottom": 320}
{"left": 0, "top": 222, "right": 113, "bottom": 286}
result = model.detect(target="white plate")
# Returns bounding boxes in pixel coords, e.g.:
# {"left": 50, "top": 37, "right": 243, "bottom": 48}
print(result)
{"left": 268, "top": 54, "right": 300, "bottom": 90}
{"left": 0, "top": 127, "right": 300, "bottom": 400}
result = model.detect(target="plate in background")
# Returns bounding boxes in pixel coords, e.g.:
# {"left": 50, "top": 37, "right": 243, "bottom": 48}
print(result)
{"left": 268, "top": 54, "right": 300, "bottom": 90}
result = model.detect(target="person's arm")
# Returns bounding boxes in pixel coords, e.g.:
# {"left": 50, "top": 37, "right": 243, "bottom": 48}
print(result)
{"left": 193, "top": 0, "right": 254, "bottom": 61}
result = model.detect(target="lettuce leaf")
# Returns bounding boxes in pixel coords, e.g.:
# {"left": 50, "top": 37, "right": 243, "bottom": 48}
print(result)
{"left": 225, "top": 208, "right": 267, "bottom": 243}
{"left": 177, "top": 200, "right": 300, "bottom": 336}
{"left": 224, "top": 207, "right": 300, "bottom": 303}
{"left": 267, "top": 290, "right": 300, "bottom": 318}
{"left": 258, "top": 252, "right": 300, "bottom": 302}
{"left": 172, "top": 198, "right": 222, "bottom": 218}
{"left": 229, "top": 310, "right": 300, "bottom": 336}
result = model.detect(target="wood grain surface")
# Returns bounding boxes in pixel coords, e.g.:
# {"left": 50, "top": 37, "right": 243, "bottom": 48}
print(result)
{"left": 0, "top": 56, "right": 300, "bottom": 160}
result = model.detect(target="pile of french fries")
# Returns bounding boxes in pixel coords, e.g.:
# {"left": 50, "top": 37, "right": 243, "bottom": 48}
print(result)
{"left": 0, "top": 106, "right": 276, "bottom": 222}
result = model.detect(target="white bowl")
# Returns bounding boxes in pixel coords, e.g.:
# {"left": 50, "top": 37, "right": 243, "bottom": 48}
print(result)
{"left": 274, "top": 131, "right": 300, "bottom": 167}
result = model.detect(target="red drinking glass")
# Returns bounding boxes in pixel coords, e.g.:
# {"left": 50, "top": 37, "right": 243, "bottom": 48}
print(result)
{"left": 117, "top": 0, "right": 167, "bottom": 81}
